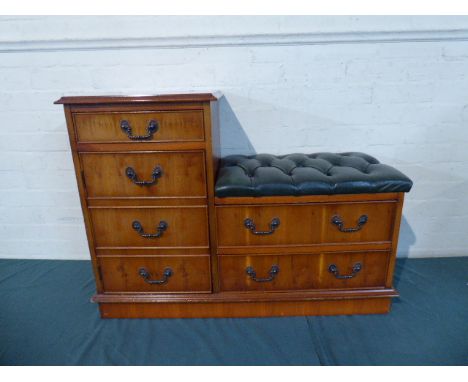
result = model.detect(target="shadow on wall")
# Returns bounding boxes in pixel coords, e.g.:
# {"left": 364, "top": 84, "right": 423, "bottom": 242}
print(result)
{"left": 218, "top": 96, "right": 256, "bottom": 156}
{"left": 217, "top": 92, "right": 374, "bottom": 156}
{"left": 398, "top": 216, "right": 417, "bottom": 259}
{"left": 218, "top": 95, "right": 417, "bottom": 259}
{"left": 394, "top": 216, "right": 416, "bottom": 289}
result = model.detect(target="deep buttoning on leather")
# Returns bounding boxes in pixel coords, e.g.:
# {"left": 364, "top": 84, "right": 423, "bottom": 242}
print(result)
{"left": 215, "top": 152, "right": 413, "bottom": 197}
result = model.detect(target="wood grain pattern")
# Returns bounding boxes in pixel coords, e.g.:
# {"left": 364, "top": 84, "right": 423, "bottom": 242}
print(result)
{"left": 63, "top": 105, "right": 104, "bottom": 293}
{"left": 98, "top": 298, "right": 393, "bottom": 318}
{"left": 215, "top": 192, "right": 400, "bottom": 205}
{"left": 74, "top": 110, "right": 205, "bottom": 143}
{"left": 96, "top": 248, "right": 209, "bottom": 257}
{"left": 98, "top": 255, "right": 211, "bottom": 293}
{"left": 216, "top": 242, "right": 392, "bottom": 255}
{"left": 87, "top": 197, "right": 207, "bottom": 207}
{"left": 204, "top": 101, "right": 221, "bottom": 293}
{"left": 77, "top": 141, "right": 206, "bottom": 153}
{"left": 323, "top": 201, "right": 396, "bottom": 243}
{"left": 217, "top": 204, "right": 321, "bottom": 247}
{"left": 81, "top": 151, "right": 206, "bottom": 198}
{"left": 386, "top": 192, "right": 405, "bottom": 288}
{"left": 70, "top": 102, "right": 205, "bottom": 114}
{"left": 93, "top": 287, "right": 399, "bottom": 303}
{"left": 218, "top": 251, "right": 389, "bottom": 292}
{"left": 90, "top": 206, "right": 209, "bottom": 248}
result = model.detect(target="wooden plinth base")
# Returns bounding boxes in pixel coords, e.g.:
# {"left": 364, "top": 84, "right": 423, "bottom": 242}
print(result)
{"left": 96, "top": 292, "right": 396, "bottom": 318}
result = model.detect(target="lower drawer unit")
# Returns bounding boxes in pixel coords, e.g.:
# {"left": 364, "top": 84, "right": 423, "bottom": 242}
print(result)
{"left": 98, "top": 255, "right": 212, "bottom": 293}
{"left": 218, "top": 251, "right": 390, "bottom": 292}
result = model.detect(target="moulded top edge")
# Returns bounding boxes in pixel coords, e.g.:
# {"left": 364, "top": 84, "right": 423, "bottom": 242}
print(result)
{"left": 54, "top": 92, "right": 221, "bottom": 105}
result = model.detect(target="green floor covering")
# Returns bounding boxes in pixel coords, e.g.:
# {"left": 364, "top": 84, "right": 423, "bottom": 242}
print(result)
{"left": 0, "top": 257, "right": 467, "bottom": 365}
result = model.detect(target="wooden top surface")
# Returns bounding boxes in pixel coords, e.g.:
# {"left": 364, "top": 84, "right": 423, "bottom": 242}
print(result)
{"left": 54, "top": 92, "right": 220, "bottom": 105}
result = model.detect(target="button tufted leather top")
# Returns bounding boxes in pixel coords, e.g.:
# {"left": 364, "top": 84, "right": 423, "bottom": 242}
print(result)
{"left": 215, "top": 152, "right": 413, "bottom": 197}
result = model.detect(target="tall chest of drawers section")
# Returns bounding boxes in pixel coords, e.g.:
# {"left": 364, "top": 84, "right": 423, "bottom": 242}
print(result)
{"left": 55, "top": 94, "right": 221, "bottom": 317}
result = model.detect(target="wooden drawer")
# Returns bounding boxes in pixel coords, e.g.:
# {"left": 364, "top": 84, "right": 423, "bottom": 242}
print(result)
{"left": 90, "top": 206, "right": 209, "bottom": 248}
{"left": 322, "top": 201, "right": 396, "bottom": 244}
{"left": 217, "top": 205, "right": 321, "bottom": 247}
{"left": 73, "top": 110, "right": 204, "bottom": 143}
{"left": 216, "top": 202, "right": 396, "bottom": 248}
{"left": 81, "top": 151, "right": 206, "bottom": 198}
{"left": 98, "top": 255, "right": 211, "bottom": 293}
{"left": 219, "top": 251, "right": 390, "bottom": 292}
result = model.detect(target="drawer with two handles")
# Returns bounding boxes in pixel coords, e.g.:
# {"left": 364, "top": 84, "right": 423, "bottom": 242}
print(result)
{"left": 218, "top": 251, "right": 390, "bottom": 292}
{"left": 216, "top": 201, "right": 397, "bottom": 250}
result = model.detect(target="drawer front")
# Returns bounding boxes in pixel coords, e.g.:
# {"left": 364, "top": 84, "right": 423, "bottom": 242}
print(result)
{"left": 99, "top": 256, "right": 211, "bottom": 292}
{"left": 74, "top": 110, "right": 204, "bottom": 143}
{"left": 217, "top": 205, "right": 322, "bottom": 247}
{"left": 216, "top": 202, "right": 396, "bottom": 248}
{"left": 90, "top": 206, "right": 209, "bottom": 248}
{"left": 81, "top": 151, "right": 206, "bottom": 198}
{"left": 219, "top": 251, "right": 389, "bottom": 292}
{"left": 323, "top": 202, "right": 395, "bottom": 243}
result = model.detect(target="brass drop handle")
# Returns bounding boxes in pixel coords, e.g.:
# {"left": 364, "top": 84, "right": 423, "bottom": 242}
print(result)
{"left": 132, "top": 220, "right": 168, "bottom": 238}
{"left": 138, "top": 267, "right": 173, "bottom": 285}
{"left": 120, "top": 119, "right": 158, "bottom": 140}
{"left": 246, "top": 265, "right": 280, "bottom": 282}
{"left": 244, "top": 217, "right": 280, "bottom": 235}
{"left": 331, "top": 215, "right": 368, "bottom": 232}
{"left": 126, "top": 166, "right": 162, "bottom": 186}
{"left": 328, "top": 263, "right": 362, "bottom": 279}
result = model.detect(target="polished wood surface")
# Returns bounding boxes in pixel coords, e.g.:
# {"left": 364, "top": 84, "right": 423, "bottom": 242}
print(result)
{"left": 216, "top": 201, "right": 396, "bottom": 248}
{"left": 63, "top": 105, "right": 104, "bottom": 293}
{"left": 90, "top": 206, "right": 209, "bottom": 248}
{"left": 74, "top": 110, "right": 204, "bottom": 143}
{"left": 96, "top": 248, "right": 209, "bottom": 257}
{"left": 386, "top": 192, "right": 405, "bottom": 287}
{"left": 87, "top": 197, "right": 207, "bottom": 208}
{"left": 218, "top": 251, "right": 389, "bottom": 292}
{"left": 55, "top": 93, "right": 219, "bottom": 105}
{"left": 323, "top": 201, "right": 395, "bottom": 243}
{"left": 77, "top": 141, "right": 206, "bottom": 153}
{"left": 217, "top": 242, "right": 392, "bottom": 255}
{"left": 217, "top": 204, "right": 320, "bottom": 247}
{"left": 98, "top": 255, "right": 211, "bottom": 293}
{"left": 98, "top": 298, "right": 392, "bottom": 318}
{"left": 93, "top": 287, "right": 398, "bottom": 303}
{"left": 204, "top": 101, "right": 221, "bottom": 293}
{"left": 81, "top": 151, "right": 206, "bottom": 198}
{"left": 215, "top": 192, "right": 400, "bottom": 205}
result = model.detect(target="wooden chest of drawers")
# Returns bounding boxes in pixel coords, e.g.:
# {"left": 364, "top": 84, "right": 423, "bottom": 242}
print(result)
{"left": 56, "top": 94, "right": 220, "bottom": 318}
{"left": 57, "top": 93, "right": 409, "bottom": 318}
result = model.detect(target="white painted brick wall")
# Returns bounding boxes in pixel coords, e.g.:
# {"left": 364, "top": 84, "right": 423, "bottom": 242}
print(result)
{"left": 0, "top": 16, "right": 467, "bottom": 259}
